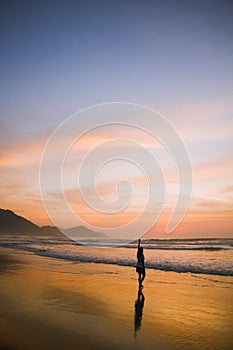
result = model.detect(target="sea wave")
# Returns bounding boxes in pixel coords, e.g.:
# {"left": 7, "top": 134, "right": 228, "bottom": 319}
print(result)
{"left": 1, "top": 240, "right": 233, "bottom": 277}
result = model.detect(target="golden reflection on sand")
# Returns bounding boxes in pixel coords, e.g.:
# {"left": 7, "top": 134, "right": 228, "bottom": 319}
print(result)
{"left": 0, "top": 249, "right": 232, "bottom": 350}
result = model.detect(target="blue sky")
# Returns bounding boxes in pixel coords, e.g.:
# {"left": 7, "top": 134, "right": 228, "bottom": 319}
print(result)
{"left": 1, "top": 0, "right": 232, "bottom": 131}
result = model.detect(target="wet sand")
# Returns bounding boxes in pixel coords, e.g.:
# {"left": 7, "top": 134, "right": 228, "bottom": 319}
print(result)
{"left": 0, "top": 248, "right": 232, "bottom": 350}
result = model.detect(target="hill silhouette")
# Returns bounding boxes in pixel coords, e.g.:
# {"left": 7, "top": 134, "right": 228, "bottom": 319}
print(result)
{"left": 0, "top": 209, "right": 64, "bottom": 237}
{"left": 64, "top": 226, "right": 108, "bottom": 239}
{"left": 0, "top": 209, "right": 43, "bottom": 236}
{"left": 0, "top": 209, "right": 108, "bottom": 239}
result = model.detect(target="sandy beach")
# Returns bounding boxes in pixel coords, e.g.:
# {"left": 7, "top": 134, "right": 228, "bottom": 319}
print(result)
{"left": 0, "top": 248, "right": 232, "bottom": 350}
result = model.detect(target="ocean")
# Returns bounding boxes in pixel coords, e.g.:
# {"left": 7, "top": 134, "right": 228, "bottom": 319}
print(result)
{"left": 0, "top": 236, "right": 233, "bottom": 277}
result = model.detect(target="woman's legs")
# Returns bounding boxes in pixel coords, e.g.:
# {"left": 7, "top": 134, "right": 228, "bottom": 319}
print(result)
{"left": 140, "top": 269, "right": 146, "bottom": 286}
{"left": 138, "top": 272, "right": 142, "bottom": 285}
{"left": 137, "top": 269, "right": 146, "bottom": 287}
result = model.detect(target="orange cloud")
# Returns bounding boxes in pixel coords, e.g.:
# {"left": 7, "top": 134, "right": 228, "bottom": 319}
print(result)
{"left": 0, "top": 136, "right": 46, "bottom": 167}
{"left": 159, "top": 99, "right": 233, "bottom": 142}
{"left": 193, "top": 155, "right": 233, "bottom": 181}
{"left": 220, "top": 185, "right": 233, "bottom": 194}
{"left": 0, "top": 110, "right": 232, "bottom": 238}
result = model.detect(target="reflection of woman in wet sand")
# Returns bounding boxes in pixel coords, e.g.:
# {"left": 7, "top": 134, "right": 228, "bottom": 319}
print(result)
{"left": 136, "top": 239, "right": 146, "bottom": 288}
{"left": 134, "top": 287, "right": 145, "bottom": 336}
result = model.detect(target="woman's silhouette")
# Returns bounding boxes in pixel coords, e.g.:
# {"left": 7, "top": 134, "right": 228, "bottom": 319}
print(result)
{"left": 136, "top": 239, "right": 146, "bottom": 288}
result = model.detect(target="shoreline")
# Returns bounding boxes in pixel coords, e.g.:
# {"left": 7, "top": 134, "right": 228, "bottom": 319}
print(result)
{"left": 0, "top": 239, "right": 232, "bottom": 277}
{"left": 0, "top": 247, "right": 233, "bottom": 350}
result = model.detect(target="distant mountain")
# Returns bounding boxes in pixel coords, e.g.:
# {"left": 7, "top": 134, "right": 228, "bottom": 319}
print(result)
{"left": 0, "top": 208, "right": 108, "bottom": 239}
{"left": 64, "top": 226, "right": 108, "bottom": 239}
{"left": 40, "top": 225, "right": 65, "bottom": 238}
{"left": 0, "top": 209, "right": 64, "bottom": 237}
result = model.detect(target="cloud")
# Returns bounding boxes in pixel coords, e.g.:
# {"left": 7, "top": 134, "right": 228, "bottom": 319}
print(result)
{"left": 0, "top": 183, "right": 29, "bottom": 199}
{"left": 193, "top": 155, "right": 233, "bottom": 181}
{"left": 220, "top": 185, "right": 233, "bottom": 194}
{"left": 0, "top": 99, "right": 232, "bottom": 236}
{"left": 159, "top": 98, "right": 233, "bottom": 142}
{"left": 0, "top": 136, "right": 45, "bottom": 167}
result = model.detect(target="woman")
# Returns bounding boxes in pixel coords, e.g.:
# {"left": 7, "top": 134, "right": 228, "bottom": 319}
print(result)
{"left": 136, "top": 239, "right": 146, "bottom": 288}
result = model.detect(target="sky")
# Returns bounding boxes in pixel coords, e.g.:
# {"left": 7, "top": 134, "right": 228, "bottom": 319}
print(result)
{"left": 0, "top": 0, "right": 233, "bottom": 238}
